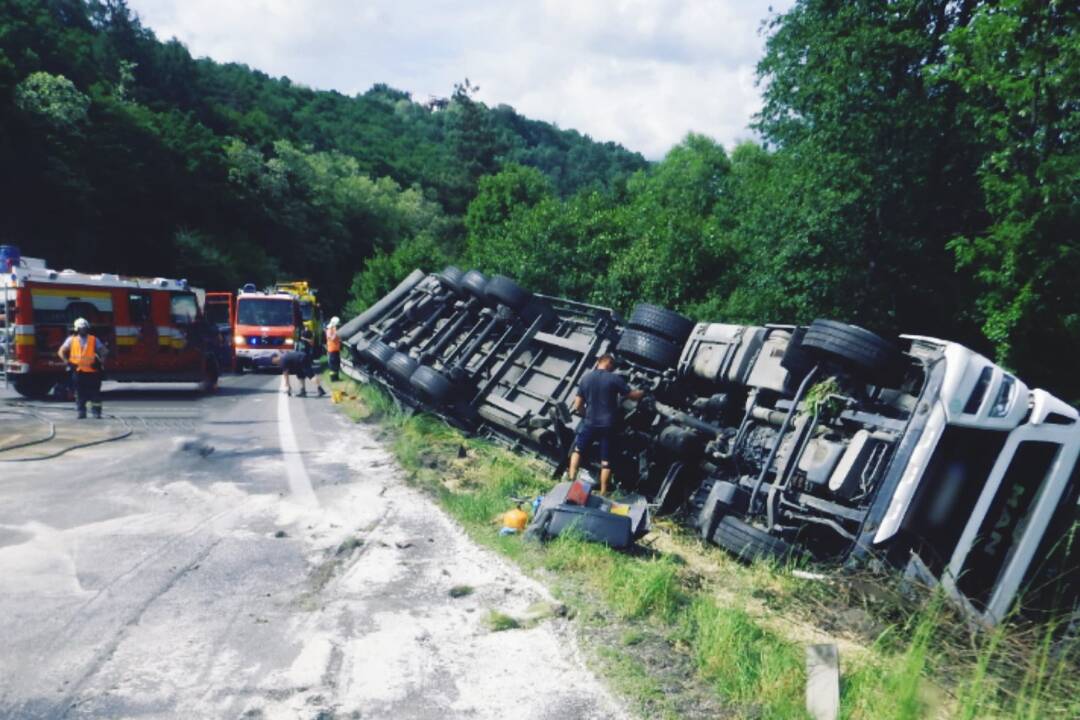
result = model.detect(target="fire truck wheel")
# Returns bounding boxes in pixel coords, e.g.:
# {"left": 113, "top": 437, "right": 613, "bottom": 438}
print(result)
{"left": 13, "top": 376, "right": 56, "bottom": 399}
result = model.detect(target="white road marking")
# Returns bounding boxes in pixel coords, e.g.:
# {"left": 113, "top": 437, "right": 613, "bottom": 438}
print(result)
{"left": 277, "top": 390, "right": 319, "bottom": 507}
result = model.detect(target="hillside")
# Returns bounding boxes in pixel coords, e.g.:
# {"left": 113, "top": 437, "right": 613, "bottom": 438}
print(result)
{"left": 3, "top": 0, "right": 1079, "bottom": 401}
{"left": 0, "top": 0, "right": 646, "bottom": 309}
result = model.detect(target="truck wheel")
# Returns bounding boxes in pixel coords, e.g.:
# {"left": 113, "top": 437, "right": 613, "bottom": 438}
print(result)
{"left": 13, "top": 376, "right": 55, "bottom": 400}
{"left": 436, "top": 266, "right": 465, "bottom": 294}
{"left": 484, "top": 275, "right": 531, "bottom": 311}
{"left": 386, "top": 352, "right": 419, "bottom": 384}
{"left": 363, "top": 339, "right": 396, "bottom": 367}
{"left": 615, "top": 328, "right": 680, "bottom": 370}
{"left": 802, "top": 319, "right": 899, "bottom": 381}
{"left": 710, "top": 516, "right": 795, "bottom": 564}
{"left": 461, "top": 270, "right": 489, "bottom": 300}
{"left": 628, "top": 303, "right": 695, "bottom": 345}
{"left": 410, "top": 365, "right": 453, "bottom": 403}
{"left": 519, "top": 298, "right": 557, "bottom": 331}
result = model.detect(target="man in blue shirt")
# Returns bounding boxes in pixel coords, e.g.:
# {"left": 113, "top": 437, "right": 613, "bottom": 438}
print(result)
{"left": 567, "top": 354, "right": 644, "bottom": 495}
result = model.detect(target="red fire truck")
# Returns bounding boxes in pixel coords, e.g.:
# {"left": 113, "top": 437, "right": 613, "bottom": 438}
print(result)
{"left": 0, "top": 255, "right": 221, "bottom": 398}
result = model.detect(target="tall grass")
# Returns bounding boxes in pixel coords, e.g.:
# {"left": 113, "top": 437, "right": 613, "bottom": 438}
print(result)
{"left": 682, "top": 597, "right": 808, "bottom": 719}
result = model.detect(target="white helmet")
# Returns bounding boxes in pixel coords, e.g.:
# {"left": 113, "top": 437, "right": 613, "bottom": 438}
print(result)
{"left": 329, "top": 316, "right": 340, "bottom": 327}
{"left": 73, "top": 318, "right": 90, "bottom": 331}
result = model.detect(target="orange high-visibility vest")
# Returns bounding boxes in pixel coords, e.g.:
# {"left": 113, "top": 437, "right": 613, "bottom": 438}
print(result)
{"left": 70, "top": 335, "right": 99, "bottom": 373}
{"left": 326, "top": 327, "right": 341, "bottom": 353}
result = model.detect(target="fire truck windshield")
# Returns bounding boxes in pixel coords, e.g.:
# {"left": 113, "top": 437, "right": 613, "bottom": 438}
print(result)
{"left": 237, "top": 298, "right": 293, "bottom": 327}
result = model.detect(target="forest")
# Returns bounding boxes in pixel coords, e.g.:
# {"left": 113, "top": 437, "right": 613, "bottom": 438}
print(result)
{"left": 2, "top": 0, "right": 1078, "bottom": 400}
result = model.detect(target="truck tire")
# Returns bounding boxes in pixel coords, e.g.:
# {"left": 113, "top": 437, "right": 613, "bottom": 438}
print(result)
{"left": 436, "top": 266, "right": 465, "bottom": 294}
{"left": 484, "top": 275, "right": 531, "bottom": 311}
{"left": 615, "top": 328, "right": 680, "bottom": 370}
{"left": 387, "top": 352, "right": 419, "bottom": 384}
{"left": 363, "top": 339, "right": 396, "bottom": 367}
{"left": 13, "top": 376, "right": 55, "bottom": 400}
{"left": 410, "top": 365, "right": 453, "bottom": 403}
{"left": 710, "top": 516, "right": 795, "bottom": 564}
{"left": 519, "top": 298, "right": 557, "bottom": 331}
{"left": 461, "top": 270, "right": 489, "bottom": 300}
{"left": 628, "top": 303, "right": 695, "bottom": 345}
{"left": 802, "top": 319, "right": 899, "bottom": 381}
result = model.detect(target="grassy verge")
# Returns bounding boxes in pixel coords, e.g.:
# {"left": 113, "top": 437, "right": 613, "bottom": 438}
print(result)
{"left": 327, "top": 376, "right": 1079, "bottom": 719}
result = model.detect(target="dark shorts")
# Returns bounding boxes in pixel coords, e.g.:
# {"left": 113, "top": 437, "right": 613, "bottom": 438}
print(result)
{"left": 573, "top": 424, "right": 613, "bottom": 464}
{"left": 282, "top": 351, "right": 315, "bottom": 379}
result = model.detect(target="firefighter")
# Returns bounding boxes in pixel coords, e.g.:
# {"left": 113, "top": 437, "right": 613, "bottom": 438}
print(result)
{"left": 325, "top": 316, "right": 342, "bottom": 382}
{"left": 57, "top": 317, "right": 107, "bottom": 419}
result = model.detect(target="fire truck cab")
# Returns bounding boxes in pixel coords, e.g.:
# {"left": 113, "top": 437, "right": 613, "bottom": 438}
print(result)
{"left": 1, "top": 255, "right": 220, "bottom": 398}
{"left": 233, "top": 285, "right": 301, "bottom": 372}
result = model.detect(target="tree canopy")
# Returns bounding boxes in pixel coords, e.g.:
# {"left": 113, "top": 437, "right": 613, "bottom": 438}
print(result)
{"left": 4, "top": 0, "right": 1078, "bottom": 399}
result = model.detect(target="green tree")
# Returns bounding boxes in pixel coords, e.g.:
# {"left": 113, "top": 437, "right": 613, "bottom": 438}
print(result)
{"left": 936, "top": 0, "right": 1080, "bottom": 396}
{"left": 753, "top": 0, "right": 986, "bottom": 340}
{"left": 14, "top": 70, "right": 90, "bottom": 127}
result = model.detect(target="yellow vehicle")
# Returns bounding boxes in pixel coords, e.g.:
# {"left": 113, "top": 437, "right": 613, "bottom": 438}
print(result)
{"left": 274, "top": 281, "right": 322, "bottom": 352}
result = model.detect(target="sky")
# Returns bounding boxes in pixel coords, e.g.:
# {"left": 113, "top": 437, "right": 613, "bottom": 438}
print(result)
{"left": 125, "top": 0, "right": 795, "bottom": 160}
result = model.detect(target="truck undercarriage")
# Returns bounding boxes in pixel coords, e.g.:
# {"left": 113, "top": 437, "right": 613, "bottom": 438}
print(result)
{"left": 340, "top": 267, "right": 1080, "bottom": 626}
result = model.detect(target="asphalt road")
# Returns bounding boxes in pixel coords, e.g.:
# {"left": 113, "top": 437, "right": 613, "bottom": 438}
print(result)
{"left": 0, "top": 374, "right": 625, "bottom": 720}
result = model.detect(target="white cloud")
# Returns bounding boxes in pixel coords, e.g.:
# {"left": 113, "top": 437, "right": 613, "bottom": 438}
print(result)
{"left": 127, "top": 0, "right": 793, "bottom": 159}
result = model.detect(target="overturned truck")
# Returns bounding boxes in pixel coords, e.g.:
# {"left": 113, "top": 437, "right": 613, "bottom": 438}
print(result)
{"left": 339, "top": 267, "right": 1080, "bottom": 626}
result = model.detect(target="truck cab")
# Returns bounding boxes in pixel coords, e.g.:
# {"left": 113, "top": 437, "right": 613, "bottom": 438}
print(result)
{"left": 275, "top": 281, "right": 321, "bottom": 353}
{"left": 233, "top": 286, "right": 300, "bottom": 372}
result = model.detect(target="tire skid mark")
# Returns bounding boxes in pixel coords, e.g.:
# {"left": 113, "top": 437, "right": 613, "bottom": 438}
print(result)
{"left": 54, "top": 539, "right": 223, "bottom": 719}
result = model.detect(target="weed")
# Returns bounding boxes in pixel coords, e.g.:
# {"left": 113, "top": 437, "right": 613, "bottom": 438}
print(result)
{"left": 485, "top": 610, "right": 520, "bottom": 632}
{"left": 604, "top": 556, "right": 686, "bottom": 622}
{"left": 682, "top": 597, "right": 807, "bottom": 718}
{"left": 448, "top": 585, "right": 474, "bottom": 598}
{"left": 597, "top": 647, "right": 682, "bottom": 720}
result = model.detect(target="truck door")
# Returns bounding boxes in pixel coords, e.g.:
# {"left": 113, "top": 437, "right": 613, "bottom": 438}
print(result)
{"left": 123, "top": 291, "right": 156, "bottom": 371}
{"left": 204, "top": 292, "right": 234, "bottom": 371}
{"left": 167, "top": 291, "right": 202, "bottom": 376}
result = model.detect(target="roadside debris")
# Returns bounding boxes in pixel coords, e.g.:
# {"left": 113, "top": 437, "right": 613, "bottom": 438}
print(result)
{"left": 485, "top": 610, "right": 520, "bottom": 632}
{"left": 175, "top": 436, "right": 215, "bottom": 457}
{"left": 526, "top": 481, "right": 650, "bottom": 549}
{"left": 500, "top": 498, "right": 530, "bottom": 534}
